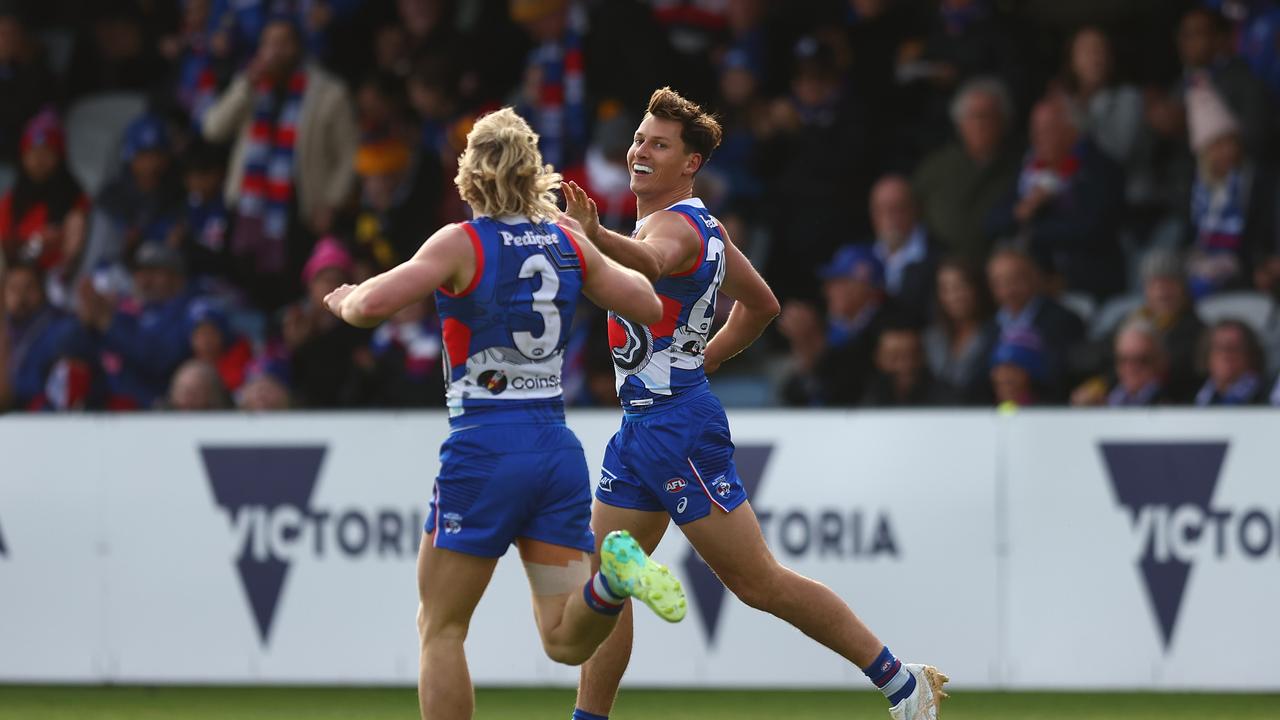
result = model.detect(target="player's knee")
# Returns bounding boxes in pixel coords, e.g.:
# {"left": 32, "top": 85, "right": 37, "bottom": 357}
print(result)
{"left": 541, "top": 639, "right": 592, "bottom": 667}
{"left": 418, "top": 613, "right": 469, "bottom": 648}
{"left": 723, "top": 565, "right": 786, "bottom": 611}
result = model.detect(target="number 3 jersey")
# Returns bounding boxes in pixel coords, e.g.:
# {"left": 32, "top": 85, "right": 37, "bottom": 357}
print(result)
{"left": 436, "top": 215, "right": 586, "bottom": 424}
{"left": 609, "top": 198, "right": 726, "bottom": 408}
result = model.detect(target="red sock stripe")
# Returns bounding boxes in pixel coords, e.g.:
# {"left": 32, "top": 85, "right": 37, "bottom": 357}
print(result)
{"left": 873, "top": 659, "right": 902, "bottom": 688}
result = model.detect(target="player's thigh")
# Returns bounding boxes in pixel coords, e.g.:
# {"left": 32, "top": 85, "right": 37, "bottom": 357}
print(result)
{"left": 590, "top": 499, "right": 670, "bottom": 561}
{"left": 416, "top": 532, "right": 499, "bottom": 641}
{"left": 678, "top": 500, "right": 780, "bottom": 594}
{"left": 516, "top": 538, "right": 593, "bottom": 634}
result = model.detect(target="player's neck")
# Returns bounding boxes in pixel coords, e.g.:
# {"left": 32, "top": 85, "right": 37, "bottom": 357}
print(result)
{"left": 636, "top": 185, "right": 695, "bottom": 221}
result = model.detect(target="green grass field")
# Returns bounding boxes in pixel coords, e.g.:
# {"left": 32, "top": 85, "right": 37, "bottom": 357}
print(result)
{"left": 1, "top": 686, "right": 1276, "bottom": 719}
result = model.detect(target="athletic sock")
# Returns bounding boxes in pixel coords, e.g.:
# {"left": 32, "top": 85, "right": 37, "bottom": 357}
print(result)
{"left": 582, "top": 572, "right": 625, "bottom": 615}
{"left": 862, "top": 646, "right": 916, "bottom": 706}
{"left": 572, "top": 710, "right": 608, "bottom": 720}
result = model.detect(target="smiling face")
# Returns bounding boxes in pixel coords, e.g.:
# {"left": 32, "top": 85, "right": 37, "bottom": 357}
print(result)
{"left": 627, "top": 114, "right": 700, "bottom": 197}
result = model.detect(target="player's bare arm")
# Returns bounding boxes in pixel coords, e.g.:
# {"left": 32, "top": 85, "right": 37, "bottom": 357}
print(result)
{"left": 324, "top": 223, "right": 474, "bottom": 328}
{"left": 561, "top": 180, "right": 698, "bottom": 282}
{"left": 702, "top": 230, "right": 781, "bottom": 374}
{"left": 560, "top": 221, "right": 663, "bottom": 325}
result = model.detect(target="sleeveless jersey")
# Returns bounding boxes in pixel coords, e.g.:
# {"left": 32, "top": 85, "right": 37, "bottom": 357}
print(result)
{"left": 436, "top": 215, "right": 586, "bottom": 424}
{"left": 608, "top": 198, "right": 727, "bottom": 408}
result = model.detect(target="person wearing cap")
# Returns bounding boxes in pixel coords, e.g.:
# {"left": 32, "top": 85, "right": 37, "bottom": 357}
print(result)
{"left": 353, "top": 131, "right": 426, "bottom": 272}
{"left": 188, "top": 299, "right": 252, "bottom": 393}
{"left": 72, "top": 241, "right": 196, "bottom": 409}
{"left": 280, "top": 236, "right": 370, "bottom": 407}
{"left": 202, "top": 14, "right": 357, "bottom": 290}
{"left": 82, "top": 113, "right": 184, "bottom": 280}
{"left": 1183, "top": 77, "right": 1278, "bottom": 299}
{"left": 0, "top": 109, "right": 90, "bottom": 276}
{"left": 779, "top": 244, "right": 890, "bottom": 406}
{"left": 989, "top": 327, "right": 1048, "bottom": 408}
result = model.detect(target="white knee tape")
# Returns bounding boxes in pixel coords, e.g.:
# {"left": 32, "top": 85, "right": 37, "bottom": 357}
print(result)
{"left": 524, "top": 557, "right": 591, "bottom": 596}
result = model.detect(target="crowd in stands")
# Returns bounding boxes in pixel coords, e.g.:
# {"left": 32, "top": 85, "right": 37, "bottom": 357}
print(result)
{"left": 2, "top": 0, "right": 1280, "bottom": 412}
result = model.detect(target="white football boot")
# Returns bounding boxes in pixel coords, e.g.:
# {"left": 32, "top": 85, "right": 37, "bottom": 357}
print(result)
{"left": 888, "top": 664, "right": 949, "bottom": 720}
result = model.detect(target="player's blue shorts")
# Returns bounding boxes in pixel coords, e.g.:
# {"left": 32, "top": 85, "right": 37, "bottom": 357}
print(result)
{"left": 425, "top": 422, "right": 595, "bottom": 557}
{"left": 596, "top": 385, "right": 748, "bottom": 524}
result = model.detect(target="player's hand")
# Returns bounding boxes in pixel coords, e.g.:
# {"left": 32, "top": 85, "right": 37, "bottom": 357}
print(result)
{"left": 560, "top": 181, "right": 601, "bottom": 242}
{"left": 323, "top": 284, "right": 357, "bottom": 319}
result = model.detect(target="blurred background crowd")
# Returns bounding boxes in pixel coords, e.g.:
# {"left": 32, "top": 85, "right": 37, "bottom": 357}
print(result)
{"left": 2, "top": 0, "right": 1280, "bottom": 412}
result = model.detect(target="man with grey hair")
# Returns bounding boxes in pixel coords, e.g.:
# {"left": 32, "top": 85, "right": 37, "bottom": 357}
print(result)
{"left": 1106, "top": 319, "right": 1171, "bottom": 406}
{"left": 1131, "top": 248, "right": 1205, "bottom": 401}
{"left": 913, "top": 76, "right": 1021, "bottom": 264}
{"left": 989, "top": 94, "right": 1126, "bottom": 300}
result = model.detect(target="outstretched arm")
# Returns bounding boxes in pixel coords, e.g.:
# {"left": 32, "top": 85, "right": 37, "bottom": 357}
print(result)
{"left": 702, "top": 231, "right": 780, "bottom": 374}
{"left": 561, "top": 181, "right": 696, "bottom": 282}
{"left": 562, "top": 219, "right": 663, "bottom": 325}
{"left": 326, "top": 224, "right": 473, "bottom": 328}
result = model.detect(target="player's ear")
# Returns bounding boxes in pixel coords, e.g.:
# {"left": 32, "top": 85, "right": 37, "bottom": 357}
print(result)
{"left": 685, "top": 152, "right": 703, "bottom": 176}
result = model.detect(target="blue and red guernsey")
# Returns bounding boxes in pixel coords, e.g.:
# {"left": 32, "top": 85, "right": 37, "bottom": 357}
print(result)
{"left": 435, "top": 215, "right": 587, "bottom": 425}
{"left": 609, "top": 198, "right": 726, "bottom": 408}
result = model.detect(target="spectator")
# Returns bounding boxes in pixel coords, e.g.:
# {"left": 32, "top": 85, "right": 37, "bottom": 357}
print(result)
{"left": 361, "top": 298, "right": 443, "bottom": 408}
{"left": 82, "top": 113, "right": 183, "bottom": 282}
{"left": 704, "top": 48, "right": 765, "bottom": 216}
{"left": 895, "top": 0, "right": 1024, "bottom": 156}
{"left": 165, "top": 358, "right": 230, "bottom": 411}
{"left": 1195, "top": 318, "right": 1269, "bottom": 405}
{"left": 164, "top": 0, "right": 227, "bottom": 125}
{"left": 869, "top": 175, "right": 935, "bottom": 323}
{"left": 405, "top": 54, "right": 470, "bottom": 227}
{"left": 989, "top": 328, "right": 1047, "bottom": 408}
{"left": 188, "top": 299, "right": 252, "bottom": 393}
{"left": 1127, "top": 248, "right": 1207, "bottom": 401}
{"left": 202, "top": 16, "right": 358, "bottom": 308}
{"left": 1183, "top": 79, "right": 1276, "bottom": 298}
{"left": 989, "top": 95, "right": 1126, "bottom": 300}
{"left": 282, "top": 237, "right": 369, "bottom": 407}
{"left": 986, "top": 247, "right": 1084, "bottom": 396}
{"left": 0, "top": 110, "right": 89, "bottom": 293}
{"left": 1, "top": 261, "right": 78, "bottom": 410}
{"left": 510, "top": 0, "right": 590, "bottom": 174}
{"left": 1174, "top": 7, "right": 1272, "bottom": 160}
{"left": 73, "top": 243, "right": 195, "bottom": 409}
{"left": 923, "top": 258, "right": 997, "bottom": 404}
{"left": 577, "top": 110, "right": 638, "bottom": 232}
{"left": 861, "top": 323, "right": 950, "bottom": 407}
{"left": 1059, "top": 27, "right": 1146, "bottom": 183}
{"left": 0, "top": 6, "right": 56, "bottom": 166}
{"left": 779, "top": 245, "right": 887, "bottom": 406}
{"left": 64, "top": 0, "right": 166, "bottom": 101}
{"left": 1072, "top": 319, "right": 1172, "bottom": 407}
{"left": 913, "top": 76, "right": 1020, "bottom": 265}
{"left": 351, "top": 132, "right": 431, "bottom": 273}
{"left": 758, "top": 35, "right": 873, "bottom": 301}
{"left": 176, "top": 140, "right": 232, "bottom": 294}
{"left": 236, "top": 356, "right": 292, "bottom": 410}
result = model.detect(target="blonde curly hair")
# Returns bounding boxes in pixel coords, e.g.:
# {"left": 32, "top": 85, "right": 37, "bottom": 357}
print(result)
{"left": 454, "top": 108, "right": 562, "bottom": 223}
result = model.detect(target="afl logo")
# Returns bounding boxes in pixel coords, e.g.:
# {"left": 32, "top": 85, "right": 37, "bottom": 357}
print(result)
{"left": 478, "top": 369, "right": 508, "bottom": 394}
{"left": 608, "top": 315, "right": 653, "bottom": 375}
{"left": 665, "top": 478, "right": 687, "bottom": 493}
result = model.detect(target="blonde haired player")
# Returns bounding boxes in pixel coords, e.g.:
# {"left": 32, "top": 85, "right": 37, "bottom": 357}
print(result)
{"left": 325, "top": 108, "right": 687, "bottom": 720}
{"left": 563, "top": 88, "right": 948, "bottom": 720}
